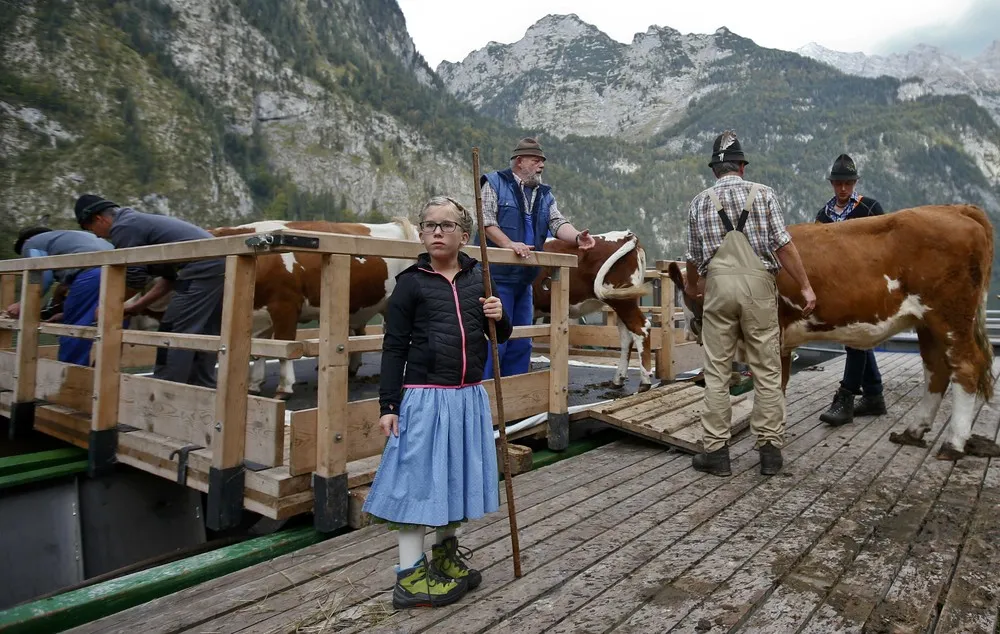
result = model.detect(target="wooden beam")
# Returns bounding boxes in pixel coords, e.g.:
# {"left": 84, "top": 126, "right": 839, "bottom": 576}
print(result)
{"left": 0, "top": 275, "right": 15, "bottom": 349}
{"left": 89, "top": 265, "right": 126, "bottom": 474}
{"left": 208, "top": 255, "right": 257, "bottom": 531}
{"left": 0, "top": 231, "right": 577, "bottom": 274}
{"left": 656, "top": 271, "right": 675, "bottom": 381}
{"left": 547, "top": 266, "right": 570, "bottom": 450}
{"left": 313, "top": 254, "right": 352, "bottom": 532}
{"left": 10, "top": 271, "right": 42, "bottom": 438}
{"left": 25, "top": 323, "right": 305, "bottom": 360}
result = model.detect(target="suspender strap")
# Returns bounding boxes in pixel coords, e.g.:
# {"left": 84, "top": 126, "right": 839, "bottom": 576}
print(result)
{"left": 736, "top": 183, "right": 761, "bottom": 232}
{"left": 707, "top": 189, "right": 735, "bottom": 233}
{"left": 708, "top": 184, "right": 761, "bottom": 234}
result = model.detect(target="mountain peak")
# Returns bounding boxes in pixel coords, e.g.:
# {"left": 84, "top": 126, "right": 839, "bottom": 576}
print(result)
{"left": 525, "top": 13, "right": 605, "bottom": 40}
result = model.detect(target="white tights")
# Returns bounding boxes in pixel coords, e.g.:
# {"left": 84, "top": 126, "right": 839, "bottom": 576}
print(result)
{"left": 397, "top": 526, "right": 458, "bottom": 570}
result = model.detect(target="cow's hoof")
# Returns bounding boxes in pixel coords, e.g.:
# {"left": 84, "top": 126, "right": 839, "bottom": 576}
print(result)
{"left": 935, "top": 444, "right": 966, "bottom": 461}
{"left": 610, "top": 380, "right": 626, "bottom": 390}
{"left": 637, "top": 383, "right": 651, "bottom": 393}
{"left": 274, "top": 391, "right": 292, "bottom": 401}
{"left": 889, "top": 429, "right": 928, "bottom": 448}
{"left": 964, "top": 434, "right": 1000, "bottom": 457}
{"left": 248, "top": 388, "right": 262, "bottom": 396}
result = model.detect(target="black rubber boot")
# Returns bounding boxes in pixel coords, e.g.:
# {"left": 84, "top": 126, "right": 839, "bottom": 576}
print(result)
{"left": 692, "top": 446, "right": 731, "bottom": 477}
{"left": 854, "top": 393, "right": 887, "bottom": 417}
{"left": 759, "top": 442, "right": 783, "bottom": 476}
{"left": 819, "top": 388, "right": 855, "bottom": 427}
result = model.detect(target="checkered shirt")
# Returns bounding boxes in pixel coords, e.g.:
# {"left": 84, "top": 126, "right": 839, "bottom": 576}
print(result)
{"left": 480, "top": 175, "right": 569, "bottom": 235}
{"left": 685, "top": 175, "right": 792, "bottom": 276}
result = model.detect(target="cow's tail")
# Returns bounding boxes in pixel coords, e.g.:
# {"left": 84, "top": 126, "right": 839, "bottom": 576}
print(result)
{"left": 392, "top": 216, "right": 420, "bottom": 241}
{"left": 974, "top": 295, "right": 994, "bottom": 401}
{"left": 593, "top": 235, "right": 652, "bottom": 300}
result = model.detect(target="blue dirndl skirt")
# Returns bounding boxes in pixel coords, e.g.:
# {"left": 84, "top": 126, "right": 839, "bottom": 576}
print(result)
{"left": 362, "top": 384, "right": 499, "bottom": 527}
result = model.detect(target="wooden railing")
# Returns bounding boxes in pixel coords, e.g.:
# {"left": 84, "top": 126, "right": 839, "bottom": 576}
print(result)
{"left": 0, "top": 230, "right": 577, "bottom": 532}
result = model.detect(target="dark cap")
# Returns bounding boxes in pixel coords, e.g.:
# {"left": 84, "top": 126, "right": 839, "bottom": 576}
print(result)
{"left": 510, "top": 137, "right": 546, "bottom": 161}
{"left": 827, "top": 153, "right": 859, "bottom": 181}
{"left": 708, "top": 130, "right": 749, "bottom": 167}
{"left": 74, "top": 194, "right": 118, "bottom": 228}
{"left": 14, "top": 226, "right": 52, "bottom": 255}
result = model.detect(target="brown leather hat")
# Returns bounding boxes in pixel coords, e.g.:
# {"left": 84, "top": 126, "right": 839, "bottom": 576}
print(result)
{"left": 510, "top": 137, "right": 546, "bottom": 161}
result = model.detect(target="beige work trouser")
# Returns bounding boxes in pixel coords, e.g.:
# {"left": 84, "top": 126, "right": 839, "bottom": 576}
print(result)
{"left": 700, "top": 231, "right": 785, "bottom": 452}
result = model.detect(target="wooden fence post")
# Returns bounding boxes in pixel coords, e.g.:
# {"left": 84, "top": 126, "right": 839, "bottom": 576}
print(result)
{"left": 10, "top": 271, "right": 42, "bottom": 439}
{"left": 208, "top": 255, "right": 256, "bottom": 531}
{"left": 314, "top": 254, "right": 351, "bottom": 532}
{"left": 90, "top": 265, "right": 126, "bottom": 475}
{"left": 0, "top": 274, "right": 15, "bottom": 350}
{"left": 547, "top": 266, "right": 570, "bottom": 451}
{"left": 656, "top": 270, "right": 675, "bottom": 381}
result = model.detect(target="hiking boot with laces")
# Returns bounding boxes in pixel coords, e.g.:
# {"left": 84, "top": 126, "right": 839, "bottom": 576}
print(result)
{"left": 854, "top": 393, "right": 887, "bottom": 417}
{"left": 393, "top": 553, "right": 469, "bottom": 609}
{"left": 431, "top": 536, "right": 482, "bottom": 590}
{"left": 819, "top": 388, "right": 854, "bottom": 427}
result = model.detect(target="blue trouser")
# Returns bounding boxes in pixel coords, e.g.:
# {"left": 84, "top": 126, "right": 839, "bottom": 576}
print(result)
{"left": 58, "top": 268, "right": 102, "bottom": 365}
{"left": 484, "top": 281, "right": 534, "bottom": 378}
{"left": 841, "top": 346, "right": 883, "bottom": 395}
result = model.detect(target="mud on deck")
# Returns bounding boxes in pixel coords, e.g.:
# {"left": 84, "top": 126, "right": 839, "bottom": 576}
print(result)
{"left": 71, "top": 352, "right": 1000, "bottom": 634}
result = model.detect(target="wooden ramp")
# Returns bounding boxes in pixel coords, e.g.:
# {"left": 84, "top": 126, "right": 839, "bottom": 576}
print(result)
{"left": 578, "top": 382, "right": 752, "bottom": 453}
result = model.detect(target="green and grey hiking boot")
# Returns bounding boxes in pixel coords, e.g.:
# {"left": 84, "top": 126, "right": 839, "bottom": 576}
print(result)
{"left": 393, "top": 554, "right": 469, "bottom": 609}
{"left": 431, "top": 536, "right": 482, "bottom": 590}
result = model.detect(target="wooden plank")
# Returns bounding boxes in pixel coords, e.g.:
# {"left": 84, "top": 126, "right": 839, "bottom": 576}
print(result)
{"left": 92, "top": 265, "right": 126, "bottom": 435}
{"left": 316, "top": 253, "right": 351, "bottom": 480}
{"left": 549, "top": 266, "right": 570, "bottom": 417}
{"left": 656, "top": 272, "right": 674, "bottom": 380}
{"left": 567, "top": 324, "right": 662, "bottom": 351}
{"left": 13, "top": 271, "right": 42, "bottom": 404}
{"left": 32, "top": 356, "right": 95, "bottom": 413}
{"left": 31, "top": 325, "right": 306, "bottom": 360}
{"left": 0, "top": 274, "right": 15, "bottom": 349}
{"left": 119, "top": 374, "right": 284, "bottom": 467}
{"left": 0, "top": 232, "right": 577, "bottom": 275}
{"left": 120, "top": 344, "right": 156, "bottom": 368}
{"left": 212, "top": 255, "right": 257, "bottom": 470}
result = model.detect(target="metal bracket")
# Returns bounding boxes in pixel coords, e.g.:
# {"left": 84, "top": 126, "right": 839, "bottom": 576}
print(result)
{"left": 116, "top": 423, "right": 140, "bottom": 433}
{"left": 242, "top": 459, "right": 268, "bottom": 472}
{"left": 169, "top": 444, "right": 204, "bottom": 486}
{"left": 245, "top": 234, "right": 320, "bottom": 250}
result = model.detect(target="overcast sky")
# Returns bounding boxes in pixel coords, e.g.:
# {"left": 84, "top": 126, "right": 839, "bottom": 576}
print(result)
{"left": 397, "top": 0, "right": 997, "bottom": 69}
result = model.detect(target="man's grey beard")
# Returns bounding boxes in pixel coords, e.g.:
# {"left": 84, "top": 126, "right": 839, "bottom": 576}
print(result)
{"left": 522, "top": 173, "right": 543, "bottom": 187}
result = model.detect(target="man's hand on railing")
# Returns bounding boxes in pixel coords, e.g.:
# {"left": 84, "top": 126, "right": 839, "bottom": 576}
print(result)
{"left": 4, "top": 302, "right": 20, "bottom": 319}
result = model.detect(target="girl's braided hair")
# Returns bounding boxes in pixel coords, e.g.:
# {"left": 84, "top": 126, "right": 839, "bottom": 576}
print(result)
{"left": 420, "top": 196, "right": 474, "bottom": 234}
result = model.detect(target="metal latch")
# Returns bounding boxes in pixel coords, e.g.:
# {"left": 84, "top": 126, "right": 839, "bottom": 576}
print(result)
{"left": 169, "top": 444, "right": 204, "bottom": 486}
{"left": 245, "top": 234, "right": 320, "bottom": 249}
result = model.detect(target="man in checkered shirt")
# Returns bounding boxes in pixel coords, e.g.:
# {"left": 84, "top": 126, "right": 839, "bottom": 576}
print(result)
{"left": 475, "top": 137, "right": 595, "bottom": 378}
{"left": 685, "top": 131, "right": 816, "bottom": 478}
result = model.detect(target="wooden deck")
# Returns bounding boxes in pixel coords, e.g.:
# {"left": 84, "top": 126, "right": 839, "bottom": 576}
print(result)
{"left": 69, "top": 352, "right": 1000, "bottom": 634}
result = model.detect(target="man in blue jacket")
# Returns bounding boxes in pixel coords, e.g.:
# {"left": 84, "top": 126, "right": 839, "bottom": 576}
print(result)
{"left": 815, "top": 154, "right": 888, "bottom": 427}
{"left": 6, "top": 227, "right": 113, "bottom": 365}
{"left": 477, "top": 137, "right": 596, "bottom": 377}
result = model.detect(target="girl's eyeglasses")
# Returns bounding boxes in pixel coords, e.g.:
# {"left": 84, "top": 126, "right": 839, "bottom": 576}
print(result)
{"left": 419, "top": 221, "right": 459, "bottom": 234}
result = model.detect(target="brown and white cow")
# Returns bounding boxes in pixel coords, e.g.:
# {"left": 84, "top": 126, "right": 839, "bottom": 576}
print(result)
{"left": 667, "top": 204, "right": 996, "bottom": 460}
{"left": 533, "top": 230, "right": 654, "bottom": 391}
{"left": 210, "top": 218, "right": 419, "bottom": 398}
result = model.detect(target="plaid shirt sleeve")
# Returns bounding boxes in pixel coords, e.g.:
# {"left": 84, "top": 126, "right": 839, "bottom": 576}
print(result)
{"left": 547, "top": 198, "right": 570, "bottom": 235}
{"left": 685, "top": 196, "right": 705, "bottom": 268}
{"left": 481, "top": 181, "right": 499, "bottom": 227}
{"left": 764, "top": 188, "right": 792, "bottom": 251}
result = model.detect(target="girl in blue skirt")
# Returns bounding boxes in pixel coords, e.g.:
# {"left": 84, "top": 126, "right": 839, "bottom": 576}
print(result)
{"left": 363, "top": 196, "right": 512, "bottom": 609}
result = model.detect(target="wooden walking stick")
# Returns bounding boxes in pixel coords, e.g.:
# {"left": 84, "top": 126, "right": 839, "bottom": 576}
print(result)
{"left": 472, "top": 147, "right": 523, "bottom": 578}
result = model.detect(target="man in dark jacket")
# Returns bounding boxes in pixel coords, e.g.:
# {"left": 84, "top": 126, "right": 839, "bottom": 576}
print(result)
{"left": 475, "top": 137, "right": 595, "bottom": 378}
{"left": 75, "top": 194, "right": 225, "bottom": 388}
{"left": 816, "top": 154, "right": 888, "bottom": 426}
